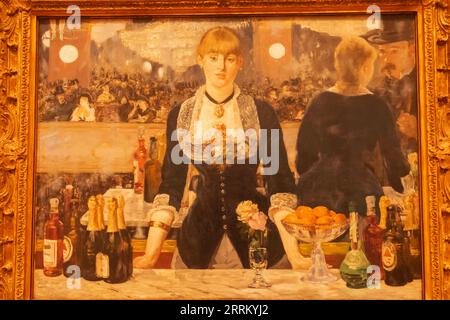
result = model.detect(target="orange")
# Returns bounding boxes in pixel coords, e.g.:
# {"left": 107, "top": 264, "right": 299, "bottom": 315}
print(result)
{"left": 312, "top": 205, "right": 329, "bottom": 218}
{"left": 328, "top": 210, "right": 337, "bottom": 218}
{"left": 295, "top": 206, "right": 313, "bottom": 219}
{"left": 333, "top": 213, "right": 347, "bottom": 223}
{"left": 283, "top": 214, "right": 303, "bottom": 225}
{"left": 316, "top": 216, "right": 334, "bottom": 225}
{"left": 299, "top": 215, "right": 316, "bottom": 225}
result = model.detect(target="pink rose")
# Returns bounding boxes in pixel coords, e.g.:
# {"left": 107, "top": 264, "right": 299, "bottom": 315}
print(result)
{"left": 248, "top": 211, "right": 267, "bottom": 231}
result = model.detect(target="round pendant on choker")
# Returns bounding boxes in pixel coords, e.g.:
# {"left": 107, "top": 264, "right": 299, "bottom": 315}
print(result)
{"left": 215, "top": 104, "right": 225, "bottom": 118}
{"left": 205, "top": 90, "right": 234, "bottom": 119}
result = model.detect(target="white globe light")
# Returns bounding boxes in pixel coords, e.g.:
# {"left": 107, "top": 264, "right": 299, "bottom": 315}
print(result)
{"left": 59, "top": 45, "right": 78, "bottom": 63}
{"left": 143, "top": 61, "right": 152, "bottom": 73}
{"left": 158, "top": 67, "right": 164, "bottom": 79}
{"left": 269, "top": 43, "right": 286, "bottom": 59}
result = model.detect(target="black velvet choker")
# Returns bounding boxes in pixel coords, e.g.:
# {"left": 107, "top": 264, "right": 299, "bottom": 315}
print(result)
{"left": 204, "top": 90, "right": 234, "bottom": 118}
{"left": 204, "top": 90, "right": 234, "bottom": 105}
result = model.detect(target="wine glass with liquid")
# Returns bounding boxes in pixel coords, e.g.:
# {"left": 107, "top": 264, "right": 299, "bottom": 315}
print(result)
{"left": 248, "top": 247, "right": 271, "bottom": 288}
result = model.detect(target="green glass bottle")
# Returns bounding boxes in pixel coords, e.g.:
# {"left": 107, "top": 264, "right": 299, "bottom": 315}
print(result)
{"left": 340, "top": 202, "right": 371, "bottom": 289}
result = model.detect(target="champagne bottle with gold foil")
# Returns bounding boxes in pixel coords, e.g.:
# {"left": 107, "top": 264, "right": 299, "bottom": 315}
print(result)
{"left": 80, "top": 196, "right": 105, "bottom": 281}
{"left": 43, "top": 198, "right": 64, "bottom": 277}
{"left": 104, "top": 197, "right": 130, "bottom": 284}
{"left": 96, "top": 194, "right": 106, "bottom": 231}
{"left": 117, "top": 195, "right": 133, "bottom": 278}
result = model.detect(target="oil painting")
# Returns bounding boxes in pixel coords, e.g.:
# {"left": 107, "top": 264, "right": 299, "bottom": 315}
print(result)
{"left": 32, "top": 13, "right": 422, "bottom": 299}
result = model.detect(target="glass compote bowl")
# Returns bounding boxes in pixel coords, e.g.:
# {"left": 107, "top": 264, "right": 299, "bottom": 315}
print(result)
{"left": 282, "top": 219, "right": 349, "bottom": 283}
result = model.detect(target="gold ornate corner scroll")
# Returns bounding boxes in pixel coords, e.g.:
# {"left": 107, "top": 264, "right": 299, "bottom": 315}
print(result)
{"left": 0, "top": 0, "right": 32, "bottom": 300}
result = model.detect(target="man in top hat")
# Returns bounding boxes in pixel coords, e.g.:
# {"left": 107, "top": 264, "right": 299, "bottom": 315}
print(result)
{"left": 363, "top": 14, "right": 418, "bottom": 153}
{"left": 42, "top": 85, "right": 75, "bottom": 121}
{"left": 127, "top": 95, "right": 155, "bottom": 123}
{"left": 65, "top": 79, "right": 81, "bottom": 105}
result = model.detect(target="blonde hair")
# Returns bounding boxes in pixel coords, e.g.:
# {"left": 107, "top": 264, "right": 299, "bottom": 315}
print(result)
{"left": 197, "top": 26, "right": 243, "bottom": 58}
{"left": 334, "top": 36, "right": 377, "bottom": 84}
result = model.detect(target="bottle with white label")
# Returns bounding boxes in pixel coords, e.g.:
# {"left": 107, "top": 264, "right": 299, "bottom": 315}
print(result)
{"left": 43, "top": 198, "right": 64, "bottom": 277}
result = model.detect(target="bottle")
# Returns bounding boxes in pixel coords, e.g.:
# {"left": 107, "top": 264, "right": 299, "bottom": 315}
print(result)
{"left": 43, "top": 198, "right": 65, "bottom": 277}
{"left": 63, "top": 209, "right": 80, "bottom": 277}
{"left": 62, "top": 184, "right": 74, "bottom": 234}
{"left": 382, "top": 205, "right": 412, "bottom": 286}
{"left": 80, "top": 196, "right": 105, "bottom": 281}
{"left": 340, "top": 202, "right": 370, "bottom": 289}
{"left": 378, "top": 196, "right": 390, "bottom": 230}
{"left": 117, "top": 195, "right": 133, "bottom": 278}
{"left": 404, "top": 193, "right": 422, "bottom": 279}
{"left": 144, "top": 136, "right": 162, "bottom": 203}
{"left": 104, "top": 197, "right": 130, "bottom": 284}
{"left": 96, "top": 194, "right": 106, "bottom": 231}
{"left": 363, "top": 196, "right": 385, "bottom": 278}
{"left": 396, "top": 205, "right": 414, "bottom": 283}
{"left": 133, "top": 126, "right": 148, "bottom": 194}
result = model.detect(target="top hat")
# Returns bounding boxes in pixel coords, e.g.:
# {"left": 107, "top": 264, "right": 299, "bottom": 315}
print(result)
{"left": 362, "top": 15, "right": 415, "bottom": 44}
{"left": 54, "top": 86, "right": 65, "bottom": 96}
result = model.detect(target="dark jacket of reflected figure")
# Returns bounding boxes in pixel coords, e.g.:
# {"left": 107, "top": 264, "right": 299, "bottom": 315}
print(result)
{"left": 295, "top": 91, "right": 410, "bottom": 215}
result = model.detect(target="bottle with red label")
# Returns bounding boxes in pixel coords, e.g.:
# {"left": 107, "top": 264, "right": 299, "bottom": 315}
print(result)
{"left": 43, "top": 198, "right": 64, "bottom": 277}
{"left": 382, "top": 204, "right": 412, "bottom": 286}
{"left": 133, "top": 126, "right": 148, "bottom": 194}
{"left": 363, "top": 195, "right": 385, "bottom": 278}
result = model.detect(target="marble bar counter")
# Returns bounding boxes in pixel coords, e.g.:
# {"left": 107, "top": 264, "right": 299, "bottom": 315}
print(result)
{"left": 34, "top": 269, "right": 422, "bottom": 300}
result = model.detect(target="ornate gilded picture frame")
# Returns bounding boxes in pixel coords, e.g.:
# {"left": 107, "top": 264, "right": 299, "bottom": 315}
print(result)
{"left": 0, "top": 0, "right": 449, "bottom": 300}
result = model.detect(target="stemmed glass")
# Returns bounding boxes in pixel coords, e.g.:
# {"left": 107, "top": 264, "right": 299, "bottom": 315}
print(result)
{"left": 248, "top": 231, "right": 271, "bottom": 288}
{"left": 282, "top": 220, "right": 349, "bottom": 283}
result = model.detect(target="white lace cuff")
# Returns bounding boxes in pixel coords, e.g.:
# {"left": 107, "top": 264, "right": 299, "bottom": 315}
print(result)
{"left": 270, "top": 193, "right": 297, "bottom": 209}
{"left": 148, "top": 194, "right": 177, "bottom": 225}
{"left": 269, "top": 193, "right": 297, "bottom": 222}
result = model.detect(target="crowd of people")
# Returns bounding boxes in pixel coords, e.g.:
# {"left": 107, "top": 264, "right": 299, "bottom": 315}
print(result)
{"left": 38, "top": 66, "right": 334, "bottom": 123}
